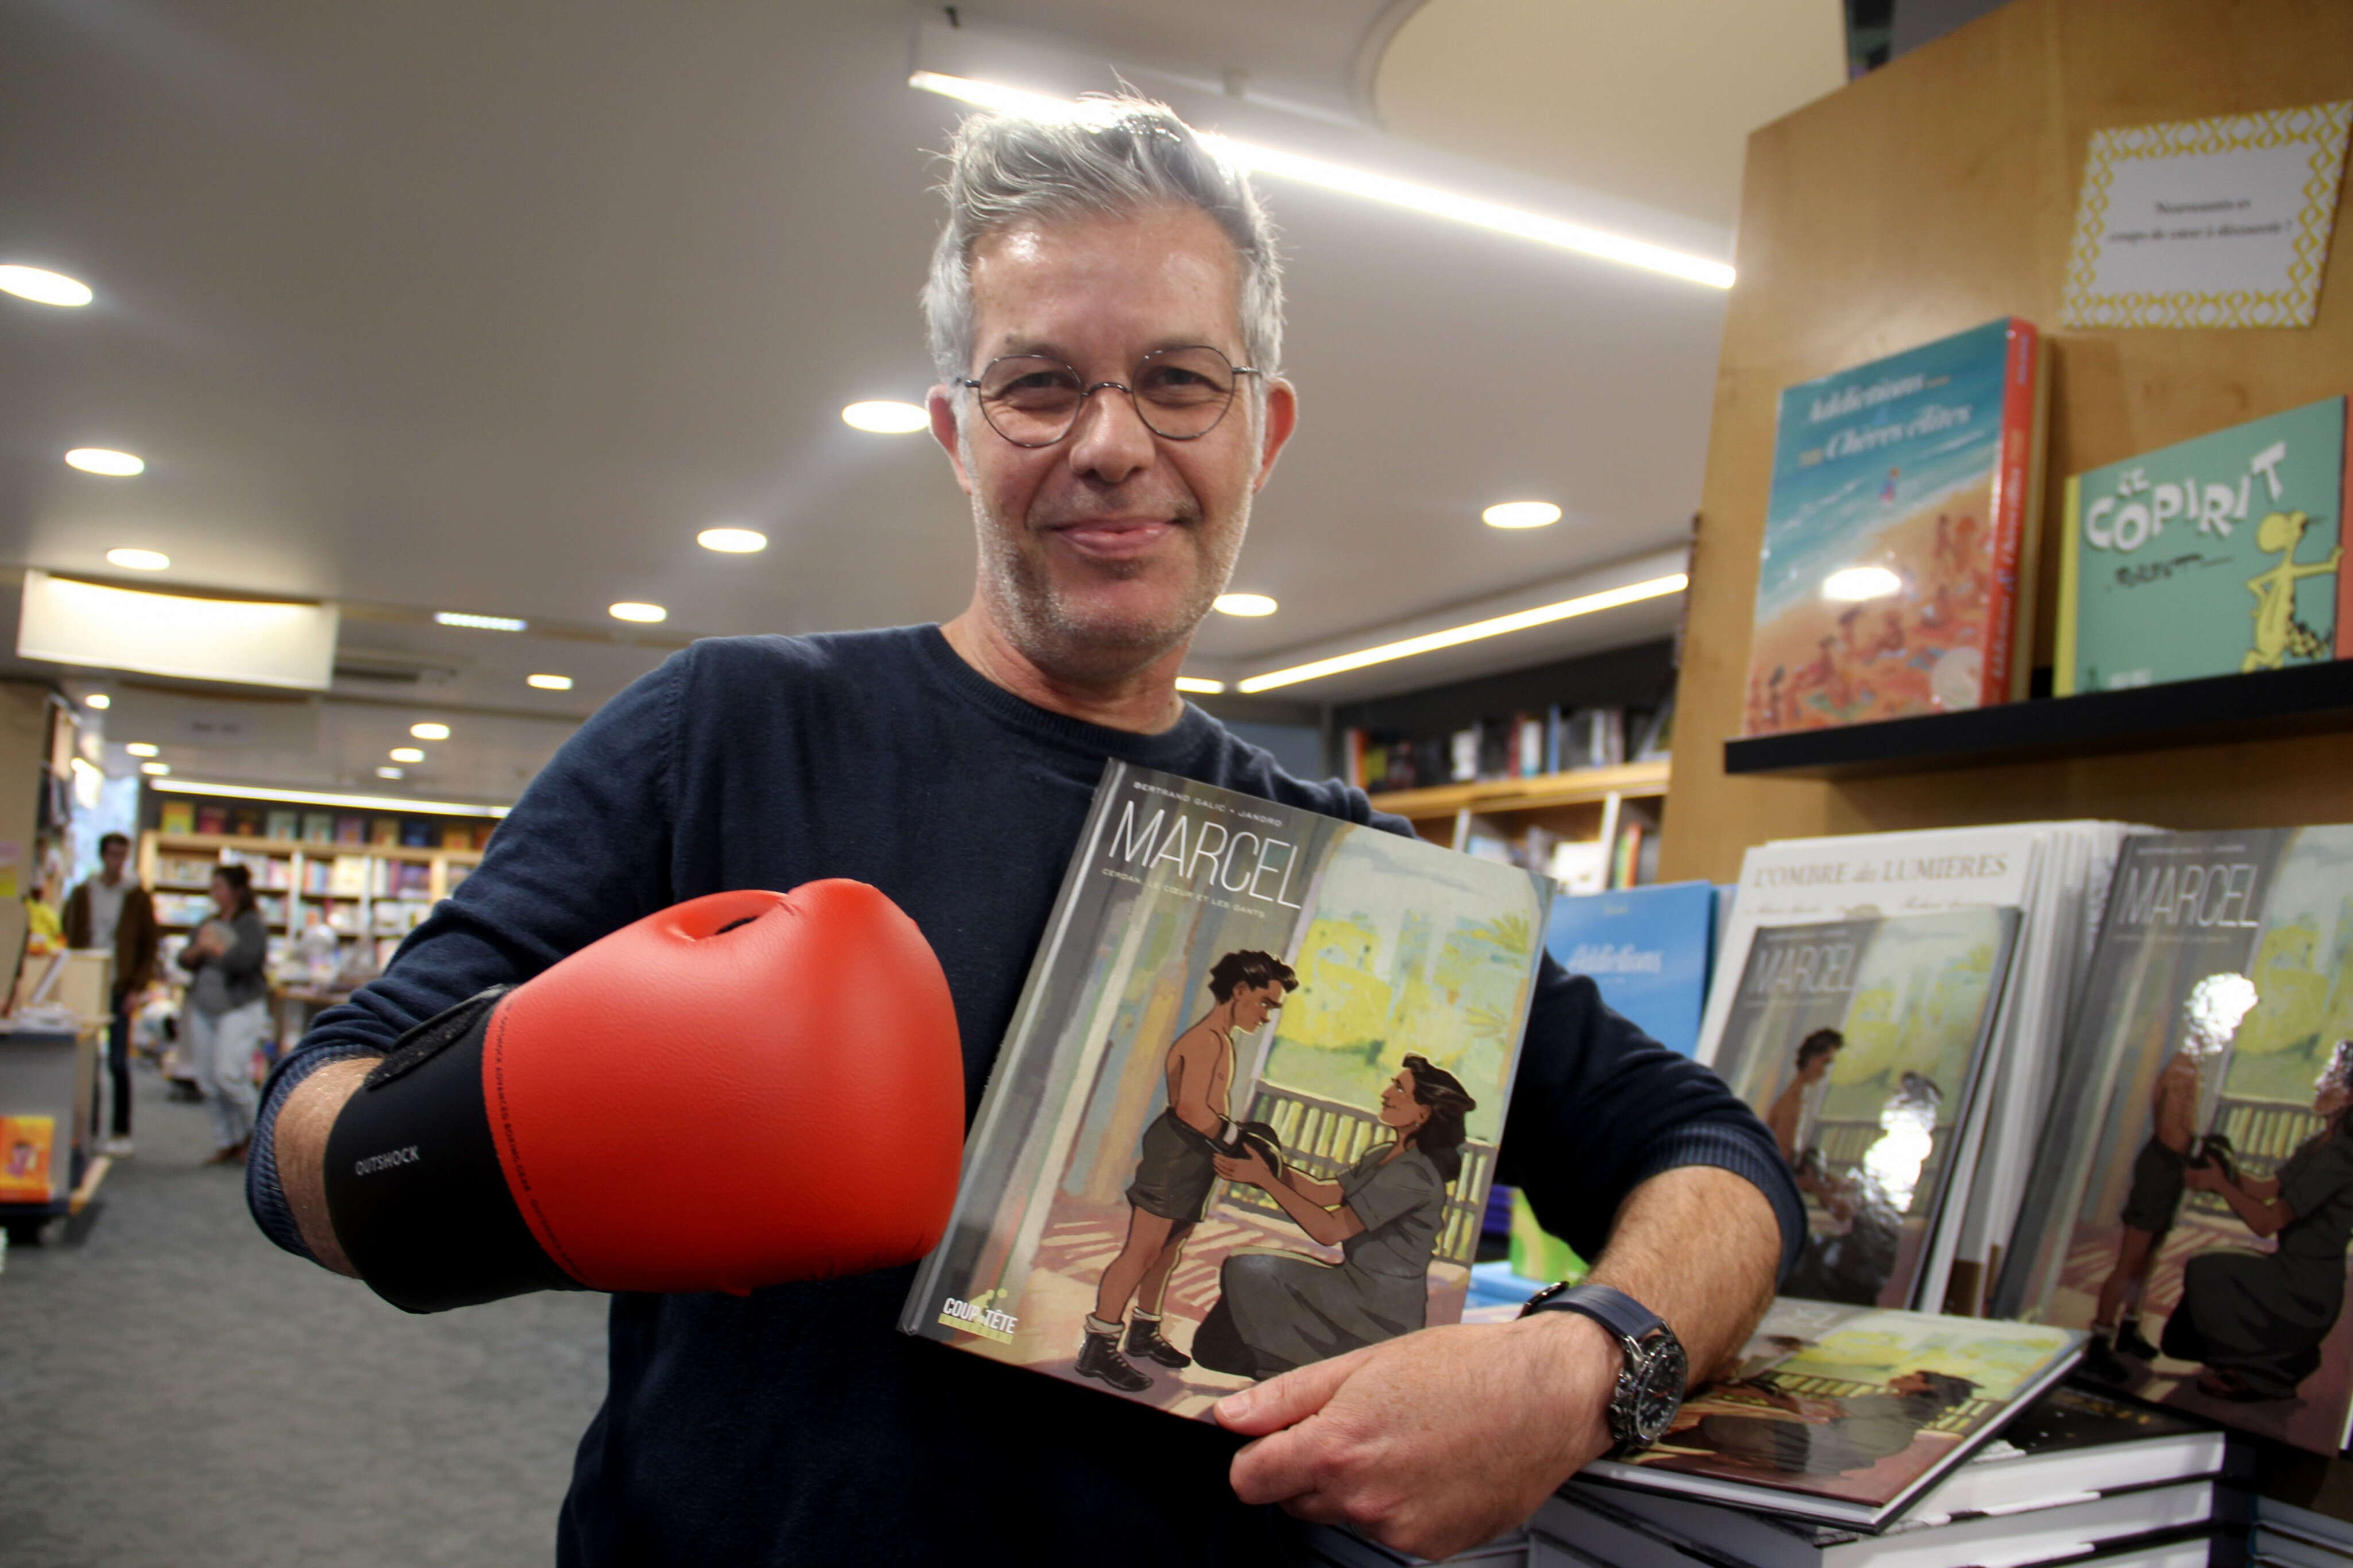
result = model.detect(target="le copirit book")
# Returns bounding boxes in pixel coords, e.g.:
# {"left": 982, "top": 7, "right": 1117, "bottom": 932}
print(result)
{"left": 1743, "top": 318, "right": 2047, "bottom": 736}
{"left": 898, "top": 762, "right": 1552, "bottom": 1418}
{"left": 1710, "top": 909, "right": 2022, "bottom": 1312}
{"left": 1574, "top": 1296, "right": 2081, "bottom": 1532}
{"left": 2057, "top": 395, "right": 2350, "bottom": 696}
{"left": 1996, "top": 825, "right": 2353, "bottom": 1455}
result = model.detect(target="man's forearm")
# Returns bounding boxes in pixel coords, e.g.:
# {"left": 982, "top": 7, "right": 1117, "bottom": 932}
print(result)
{"left": 273, "top": 1057, "right": 373, "bottom": 1277}
{"left": 1582, "top": 1164, "right": 1782, "bottom": 1385}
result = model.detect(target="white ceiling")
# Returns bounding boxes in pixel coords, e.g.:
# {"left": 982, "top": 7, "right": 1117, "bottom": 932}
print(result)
{"left": 0, "top": 0, "right": 1842, "bottom": 802}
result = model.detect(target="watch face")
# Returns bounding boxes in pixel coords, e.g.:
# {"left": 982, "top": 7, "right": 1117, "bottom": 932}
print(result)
{"left": 1625, "top": 1337, "right": 1689, "bottom": 1446}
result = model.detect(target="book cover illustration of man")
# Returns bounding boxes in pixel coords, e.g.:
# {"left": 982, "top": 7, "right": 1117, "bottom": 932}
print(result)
{"left": 2008, "top": 827, "right": 2353, "bottom": 1451}
{"left": 2057, "top": 395, "right": 2348, "bottom": 696}
{"left": 1742, "top": 320, "right": 2036, "bottom": 736}
{"left": 1, "top": 1113, "right": 58, "bottom": 1203}
{"left": 901, "top": 764, "right": 1548, "bottom": 1419}
{"left": 1588, "top": 1299, "right": 2077, "bottom": 1510}
{"left": 1712, "top": 909, "right": 2020, "bottom": 1311}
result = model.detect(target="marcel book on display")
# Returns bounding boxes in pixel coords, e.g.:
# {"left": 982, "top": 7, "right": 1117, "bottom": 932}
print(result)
{"left": 1742, "top": 318, "right": 2047, "bottom": 737}
{"left": 900, "top": 762, "right": 1551, "bottom": 1418}
{"left": 1998, "top": 825, "right": 2353, "bottom": 1455}
{"left": 2057, "top": 395, "right": 2350, "bottom": 696}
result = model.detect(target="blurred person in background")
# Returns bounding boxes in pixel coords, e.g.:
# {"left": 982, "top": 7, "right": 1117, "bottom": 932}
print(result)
{"left": 178, "top": 864, "right": 268, "bottom": 1165}
{"left": 64, "top": 831, "right": 158, "bottom": 1156}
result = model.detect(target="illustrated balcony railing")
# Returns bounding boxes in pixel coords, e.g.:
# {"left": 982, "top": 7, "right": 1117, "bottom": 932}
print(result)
{"left": 1216, "top": 1082, "right": 1494, "bottom": 1268}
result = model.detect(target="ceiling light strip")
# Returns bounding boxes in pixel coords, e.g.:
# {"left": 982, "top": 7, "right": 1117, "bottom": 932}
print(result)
{"left": 907, "top": 72, "right": 1733, "bottom": 291}
{"left": 1235, "top": 573, "right": 1688, "bottom": 694}
{"left": 147, "top": 778, "right": 511, "bottom": 818}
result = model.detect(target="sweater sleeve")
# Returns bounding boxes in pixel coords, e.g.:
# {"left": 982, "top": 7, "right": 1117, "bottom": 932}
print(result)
{"left": 246, "top": 649, "right": 689, "bottom": 1259}
{"left": 217, "top": 910, "right": 270, "bottom": 986}
{"left": 1497, "top": 955, "right": 1805, "bottom": 1285}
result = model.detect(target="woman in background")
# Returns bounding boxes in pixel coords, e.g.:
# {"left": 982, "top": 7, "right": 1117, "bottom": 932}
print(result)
{"left": 1192, "top": 1054, "right": 1475, "bottom": 1380}
{"left": 177, "top": 864, "right": 269, "bottom": 1164}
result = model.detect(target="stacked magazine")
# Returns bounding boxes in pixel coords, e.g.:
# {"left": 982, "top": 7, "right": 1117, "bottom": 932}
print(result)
{"left": 1698, "top": 822, "right": 2148, "bottom": 1315}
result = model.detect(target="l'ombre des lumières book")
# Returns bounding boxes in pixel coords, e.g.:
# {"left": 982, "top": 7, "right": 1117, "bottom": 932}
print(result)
{"left": 898, "top": 763, "right": 1552, "bottom": 1419}
{"left": 1743, "top": 319, "right": 2048, "bottom": 737}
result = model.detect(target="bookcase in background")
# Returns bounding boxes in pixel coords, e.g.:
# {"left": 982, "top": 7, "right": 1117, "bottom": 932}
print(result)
{"left": 1662, "top": 0, "right": 2353, "bottom": 883}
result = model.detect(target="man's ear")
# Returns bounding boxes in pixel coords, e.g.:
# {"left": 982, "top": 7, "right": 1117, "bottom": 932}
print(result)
{"left": 1253, "top": 379, "right": 1299, "bottom": 493}
{"left": 929, "top": 387, "right": 975, "bottom": 496}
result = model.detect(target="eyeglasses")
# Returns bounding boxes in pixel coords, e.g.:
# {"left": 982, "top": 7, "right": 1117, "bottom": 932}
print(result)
{"left": 958, "top": 345, "right": 1261, "bottom": 447}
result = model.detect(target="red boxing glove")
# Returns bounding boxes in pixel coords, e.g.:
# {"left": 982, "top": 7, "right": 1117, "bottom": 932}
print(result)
{"left": 323, "top": 882, "right": 963, "bottom": 1312}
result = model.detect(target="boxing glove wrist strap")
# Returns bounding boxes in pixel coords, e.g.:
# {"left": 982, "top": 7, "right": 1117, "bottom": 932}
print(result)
{"left": 322, "top": 988, "right": 581, "bottom": 1314}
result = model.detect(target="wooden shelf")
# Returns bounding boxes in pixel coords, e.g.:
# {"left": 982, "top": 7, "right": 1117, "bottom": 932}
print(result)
{"left": 1367, "top": 758, "right": 1671, "bottom": 820}
{"left": 150, "top": 832, "right": 481, "bottom": 863}
{"left": 1723, "top": 662, "right": 2353, "bottom": 781}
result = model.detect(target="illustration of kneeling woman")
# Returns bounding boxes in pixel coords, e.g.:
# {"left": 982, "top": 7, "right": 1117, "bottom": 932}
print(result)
{"left": 1190, "top": 1054, "right": 1475, "bottom": 1380}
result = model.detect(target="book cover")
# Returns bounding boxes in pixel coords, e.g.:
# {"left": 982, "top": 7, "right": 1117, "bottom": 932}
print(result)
{"left": 0, "top": 1114, "right": 58, "bottom": 1203}
{"left": 2056, "top": 395, "right": 2349, "bottom": 696}
{"left": 1544, "top": 881, "right": 1717, "bottom": 1058}
{"left": 195, "top": 805, "right": 228, "bottom": 836}
{"left": 159, "top": 801, "right": 194, "bottom": 836}
{"left": 1577, "top": 1296, "right": 2081, "bottom": 1530}
{"left": 334, "top": 814, "right": 365, "bottom": 845}
{"left": 1996, "top": 826, "right": 2353, "bottom": 1454}
{"left": 369, "top": 817, "right": 400, "bottom": 847}
{"left": 1742, "top": 318, "right": 2045, "bottom": 736}
{"left": 301, "top": 812, "right": 334, "bottom": 844}
{"left": 399, "top": 819, "right": 433, "bottom": 848}
{"left": 1711, "top": 909, "right": 2022, "bottom": 1310}
{"left": 899, "top": 762, "right": 1551, "bottom": 1418}
{"left": 265, "top": 809, "right": 299, "bottom": 843}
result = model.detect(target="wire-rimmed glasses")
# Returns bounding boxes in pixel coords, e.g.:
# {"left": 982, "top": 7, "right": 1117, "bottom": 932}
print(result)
{"left": 958, "top": 345, "right": 1260, "bottom": 447}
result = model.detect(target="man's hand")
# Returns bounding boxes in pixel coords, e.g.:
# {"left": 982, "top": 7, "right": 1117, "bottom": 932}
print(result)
{"left": 1215, "top": 1313, "right": 1615, "bottom": 1560}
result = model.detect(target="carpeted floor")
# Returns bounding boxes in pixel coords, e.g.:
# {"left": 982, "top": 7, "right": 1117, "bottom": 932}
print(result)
{"left": 0, "top": 1064, "right": 609, "bottom": 1567}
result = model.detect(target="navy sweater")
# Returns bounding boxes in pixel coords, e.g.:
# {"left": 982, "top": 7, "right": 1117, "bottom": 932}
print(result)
{"left": 250, "top": 626, "right": 1800, "bottom": 1566}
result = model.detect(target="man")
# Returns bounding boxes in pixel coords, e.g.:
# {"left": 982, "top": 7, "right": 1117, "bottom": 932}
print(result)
{"left": 63, "top": 831, "right": 158, "bottom": 1157}
{"left": 1083, "top": 948, "right": 1295, "bottom": 1391}
{"left": 250, "top": 98, "right": 1799, "bottom": 1563}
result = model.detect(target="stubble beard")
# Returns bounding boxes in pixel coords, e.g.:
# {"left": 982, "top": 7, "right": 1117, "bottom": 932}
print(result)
{"left": 972, "top": 491, "right": 1245, "bottom": 688}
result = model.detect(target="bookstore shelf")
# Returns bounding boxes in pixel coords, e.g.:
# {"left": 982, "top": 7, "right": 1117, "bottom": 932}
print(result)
{"left": 1722, "top": 661, "right": 2353, "bottom": 781}
{"left": 1365, "top": 758, "right": 1671, "bottom": 821}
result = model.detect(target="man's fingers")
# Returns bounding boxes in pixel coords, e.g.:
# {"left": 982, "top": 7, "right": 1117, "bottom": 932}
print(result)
{"left": 1213, "top": 1345, "right": 1370, "bottom": 1436}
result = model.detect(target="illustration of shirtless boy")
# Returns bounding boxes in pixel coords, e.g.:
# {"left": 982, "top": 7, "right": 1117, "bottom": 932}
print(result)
{"left": 1077, "top": 949, "right": 1298, "bottom": 1393}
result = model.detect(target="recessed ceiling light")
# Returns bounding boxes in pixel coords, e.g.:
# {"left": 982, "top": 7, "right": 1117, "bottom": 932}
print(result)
{"left": 1237, "top": 573, "right": 1688, "bottom": 693}
{"left": 0, "top": 266, "right": 94, "bottom": 307}
{"left": 526, "top": 673, "right": 574, "bottom": 690}
{"left": 410, "top": 722, "right": 451, "bottom": 740}
{"left": 1483, "top": 501, "right": 1563, "bottom": 530}
{"left": 83, "top": 693, "right": 110, "bottom": 710}
{"left": 67, "top": 448, "right": 144, "bottom": 476}
{"left": 435, "top": 610, "right": 527, "bottom": 632}
{"left": 697, "top": 527, "right": 767, "bottom": 554}
{"left": 842, "top": 400, "right": 930, "bottom": 434}
{"left": 125, "top": 741, "right": 160, "bottom": 758}
{"left": 1174, "top": 676, "right": 1225, "bottom": 694}
{"left": 907, "top": 73, "right": 1735, "bottom": 290}
{"left": 376, "top": 766, "right": 405, "bottom": 779}
{"left": 1214, "top": 593, "right": 1278, "bottom": 617}
{"left": 610, "top": 601, "right": 667, "bottom": 623}
{"left": 105, "top": 547, "right": 170, "bottom": 571}
{"left": 1822, "top": 566, "right": 1904, "bottom": 602}
{"left": 140, "top": 762, "right": 170, "bottom": 775}
{"left": 389, "top": 747, "right": 426, "bottom": 763}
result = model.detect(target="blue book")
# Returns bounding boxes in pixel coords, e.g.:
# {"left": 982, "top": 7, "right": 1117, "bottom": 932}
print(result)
{"left": 1544, "top": 880, "right": 1717, "bottom": 1057}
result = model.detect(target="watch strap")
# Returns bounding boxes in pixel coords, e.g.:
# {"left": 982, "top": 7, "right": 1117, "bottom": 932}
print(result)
{"left": 1519, "top": 1281, "right": 1663, "bottom": 1345}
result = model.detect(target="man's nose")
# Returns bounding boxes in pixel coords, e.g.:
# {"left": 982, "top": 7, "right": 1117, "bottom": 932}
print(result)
{"left": 1064, "top": 383, "right": 1156, "bottom": 485}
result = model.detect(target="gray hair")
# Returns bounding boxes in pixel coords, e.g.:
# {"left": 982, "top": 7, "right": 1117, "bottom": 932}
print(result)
{"left": 921, "top": 96, "right": 1284, "bottom": 392}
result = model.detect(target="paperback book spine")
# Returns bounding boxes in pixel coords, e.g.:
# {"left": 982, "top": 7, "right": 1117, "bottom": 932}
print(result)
{"left": 1985, "top": 317, "right": 2043, "bottom": 706}
{"left": 2055, "top": 474, "right": 2084, "bottom": 696}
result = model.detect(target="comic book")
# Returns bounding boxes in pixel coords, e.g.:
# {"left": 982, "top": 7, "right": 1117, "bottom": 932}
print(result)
{"left": 1709, "top": 909, "right": 2022, "bottom": 1312}
{"left": 2057, "top": 395, "right": 2350, "bottom": 696}
{"left": 1572, "top": 1297, "right": 2081, "bottom": 1530}
{"left": 898, "top": 762, "right": 1552, "bottom": 1418}
{"left": 1742, "top": 318, "right": 2047, "bottom": 736}
{"left": 1542, "top": 880, "right": 1717, "bottom": 1059}
{"left": 1995, "top": 826, "right": 2353, "bottom": 1454}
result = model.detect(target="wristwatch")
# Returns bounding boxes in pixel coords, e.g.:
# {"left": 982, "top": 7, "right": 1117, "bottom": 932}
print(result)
{"left": 1519, "top": 1282, "right": 1688, "bottom": 1454}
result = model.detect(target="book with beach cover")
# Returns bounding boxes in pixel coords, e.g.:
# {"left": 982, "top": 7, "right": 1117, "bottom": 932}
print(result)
{"left": 1742, "top": 318, "right": 2047, "bottom": 736}
{"left": 1996, "top": 825, "right": 2353, "bottom": 1454}
{"left": 1709, "top": 909, "right": 2022, "bottom": 1314}
{"left": 1572, "top": 1297, "right": 2082, "bottom": 1531}
{"left": 2056, "top": 395, "right": 2349, "bottom": 696}
{"left": 898, "top": 762, "right": 1551, "bottom": 1418}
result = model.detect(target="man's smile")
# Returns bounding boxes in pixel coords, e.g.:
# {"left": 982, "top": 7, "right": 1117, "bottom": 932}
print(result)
{"left": 1044, "top": 515, "right": 1183, "bottom": 561}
